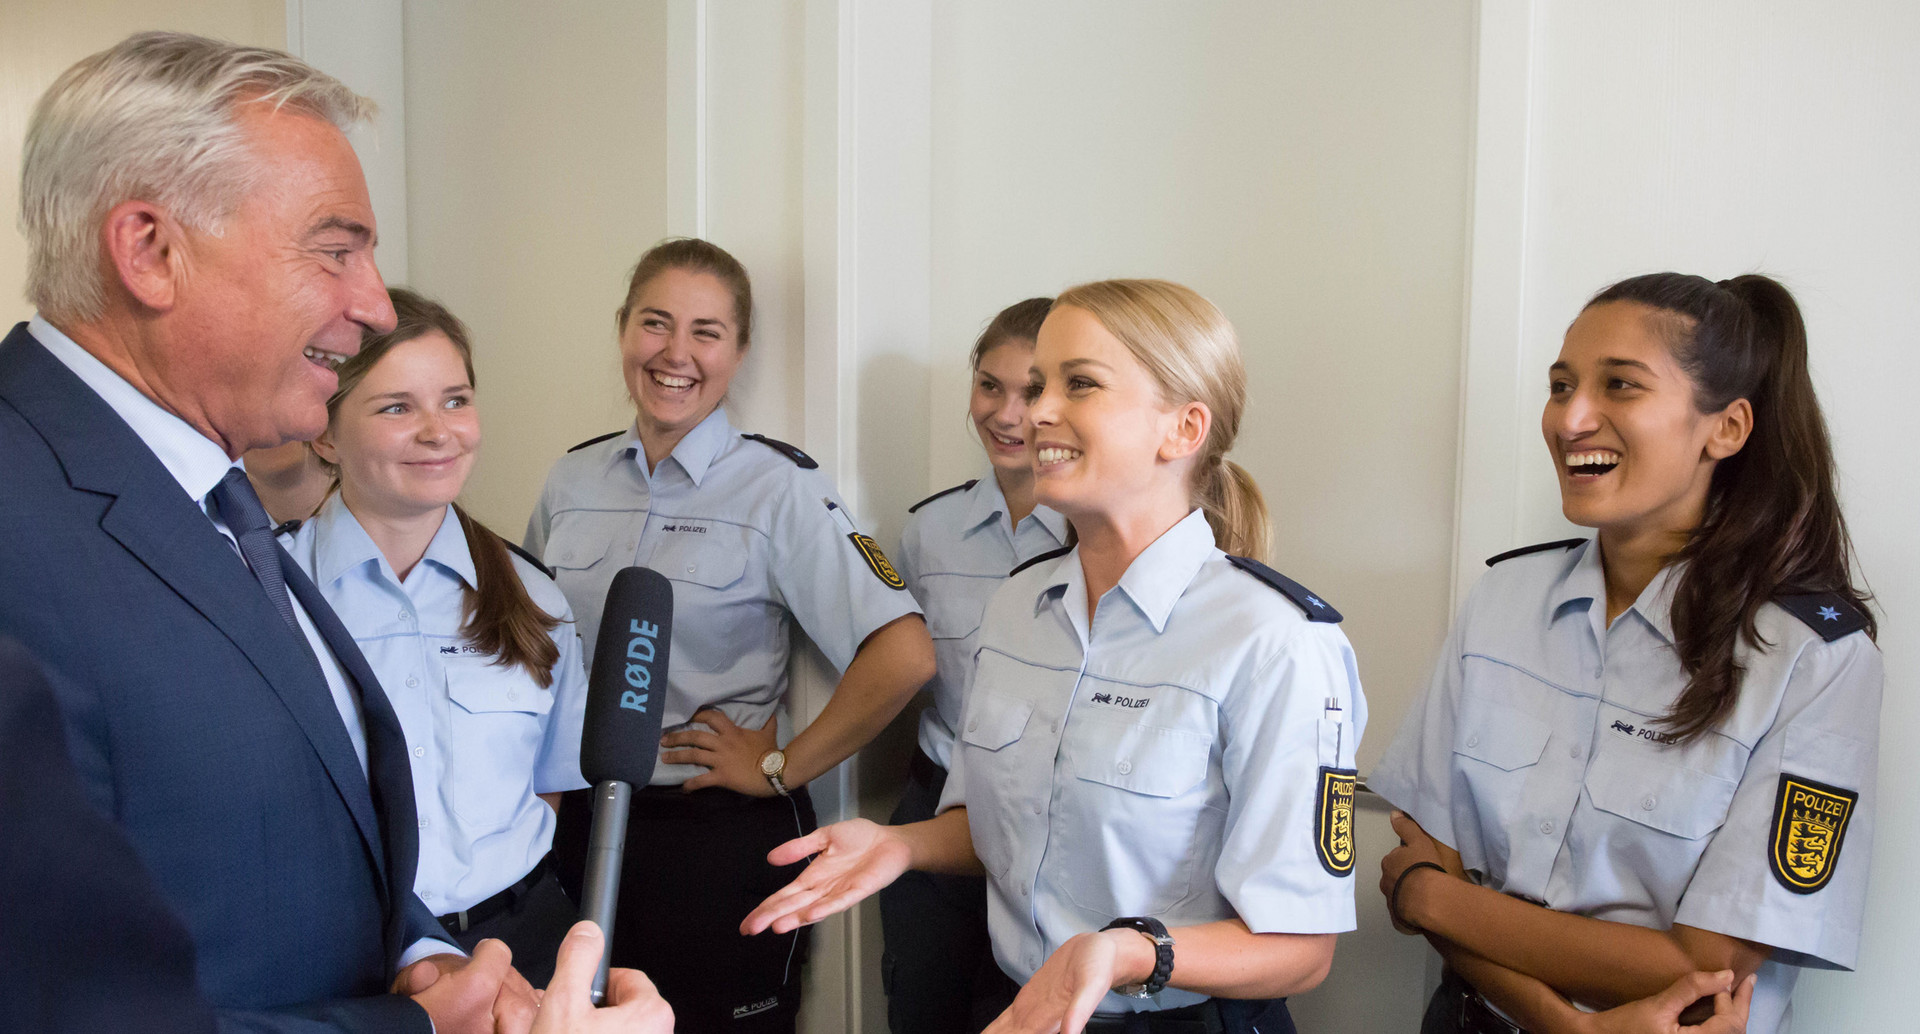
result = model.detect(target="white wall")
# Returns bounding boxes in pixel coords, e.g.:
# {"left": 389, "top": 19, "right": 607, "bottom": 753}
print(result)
{"left": 1459, "top": 1, "right": 1920, "bottom": 1028}
{"left": 401, "top": 0, "right": 673, "bottom": 535}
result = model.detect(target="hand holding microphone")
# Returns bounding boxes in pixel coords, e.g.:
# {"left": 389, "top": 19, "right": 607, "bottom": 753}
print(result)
{"left": 577, "top": 568, "right": 674, "bottom": 1004}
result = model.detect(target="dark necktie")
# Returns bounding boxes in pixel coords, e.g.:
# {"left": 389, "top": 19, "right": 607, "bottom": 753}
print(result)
{"left": 206, "top": 468, "right": 299, "bottom": 636}
{"left": 208, "top": 467, "right": 424, "bottom": 967}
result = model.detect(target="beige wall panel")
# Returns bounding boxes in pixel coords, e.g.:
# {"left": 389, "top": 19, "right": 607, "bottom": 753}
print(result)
{"left": 402, "top": 0, "right": 671, "bottom": 535}
{"left": 0, "top": 0, "right": 284, "bottom": 327}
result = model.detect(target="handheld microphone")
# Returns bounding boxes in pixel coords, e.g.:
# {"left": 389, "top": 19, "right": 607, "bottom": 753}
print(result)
{"left": 577, "top": 566, "right": 672, "bottom": 1004}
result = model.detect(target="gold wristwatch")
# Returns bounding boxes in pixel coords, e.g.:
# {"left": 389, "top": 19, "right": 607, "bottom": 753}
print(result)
{"left": 758, "top": 749, "right": 791, "bottom": 796}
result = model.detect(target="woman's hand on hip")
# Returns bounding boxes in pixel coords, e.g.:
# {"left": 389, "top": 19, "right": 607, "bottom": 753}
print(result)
{"left": 739, "top": 818, "right": 913, "bottom": 936}
{"left": 984, "top": 929, "right": 1153, "bottom": 1034}
{"left": 662, "top": 707, "right": 779, "bottom": 796}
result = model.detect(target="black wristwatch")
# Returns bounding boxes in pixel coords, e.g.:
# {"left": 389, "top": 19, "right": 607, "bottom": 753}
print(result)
{"left": 1101, "top": 916, "right": 1174, "bottom": 998}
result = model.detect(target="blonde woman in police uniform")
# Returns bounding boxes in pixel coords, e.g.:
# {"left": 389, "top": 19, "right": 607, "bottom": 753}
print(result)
{"left": 1371, "top": 273, "right": 1880, "bottom": 1034}
{"left": 744, "top": 279, "right": 1365, "bottom": 1034}
{"left": 525, "top": 238, "right": 935, "bottom": 1033}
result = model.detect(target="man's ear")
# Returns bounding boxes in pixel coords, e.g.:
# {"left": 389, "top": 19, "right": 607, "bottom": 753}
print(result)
{"left": 1159, "top": 401, "right": 1211, "bottom": 463}
{"left": 101, "top": 201, "right": 183, "bottom": 313}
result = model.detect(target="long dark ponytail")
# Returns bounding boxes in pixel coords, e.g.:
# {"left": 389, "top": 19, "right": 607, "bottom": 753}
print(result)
{"left": 1587, "top": 273, "right": 1874, "bottom": 741}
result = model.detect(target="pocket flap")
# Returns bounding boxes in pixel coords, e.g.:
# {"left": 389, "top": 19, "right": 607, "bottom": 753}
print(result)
{"left": 1585, "top": 749, "right": 1738, "bottom": 840}
{"left": 1073, "top": 715, "right": 1213, "bottom": 798}
{"left": 447, "top": 659, "right": 554, "bottom": 716}
{"left": 545, "top": 512, "right": 628, "bottom": 571}
{"left": 960, "top": 692, "right": 1032, "bottom": 751}
{"left": 922, "top": 590, "right": 985, "bottom": 641}
{"left": 1453, "top": 705, "right": 1553, "bottom": 772}
{"left": 651, "top": 535, "right": 750, "bottom": 589}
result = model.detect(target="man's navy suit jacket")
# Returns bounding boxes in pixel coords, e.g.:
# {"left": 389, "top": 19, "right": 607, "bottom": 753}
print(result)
{"left": 0, "top": 323, "right": 441, "bottom": 1032}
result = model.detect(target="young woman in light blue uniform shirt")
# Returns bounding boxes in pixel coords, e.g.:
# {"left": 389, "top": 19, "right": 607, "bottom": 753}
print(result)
{"left": 524, "top": 238, "right": 934, "bottom": 1034}
{"left": 881, "top": 297, "right": 1070, "bottom": 1034}
{"left": 1372, "top": 273, "right": 1879, "bottom": 1034}
{"left": 281, "top": 289, "right": 589, "bottom": 986}
{"left": 746, "top": 280, "right": 1365, "bottom": 1034}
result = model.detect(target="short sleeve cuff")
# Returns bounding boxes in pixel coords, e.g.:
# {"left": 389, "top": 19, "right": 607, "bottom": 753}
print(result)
{"left": 1674, "top": 890, "right": 1860, "bottom": 972}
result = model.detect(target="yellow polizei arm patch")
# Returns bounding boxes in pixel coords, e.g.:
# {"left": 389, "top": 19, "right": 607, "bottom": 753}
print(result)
{"left": 1769, "top": 773, "right": 1857, "bottom": 894}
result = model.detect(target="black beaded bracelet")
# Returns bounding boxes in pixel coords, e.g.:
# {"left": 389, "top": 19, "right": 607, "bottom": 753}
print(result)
{"left": 1101, "top": 916, "right": 1174, "bottom": 998}
{"left": 1390, "top": 861, "right": 1447, "bottom": 933}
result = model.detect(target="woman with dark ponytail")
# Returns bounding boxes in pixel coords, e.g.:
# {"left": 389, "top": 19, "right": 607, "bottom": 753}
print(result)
{"left": 281, "top": 288, "right": 589, "bottom": 985}
{"left": 1372, "top": 273, "right": 1881, "bottom": 1034}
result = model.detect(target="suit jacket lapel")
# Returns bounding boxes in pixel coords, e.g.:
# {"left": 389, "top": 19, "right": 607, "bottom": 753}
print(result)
{"left": 0, "top": 326, "right": 388, "bottom": 878}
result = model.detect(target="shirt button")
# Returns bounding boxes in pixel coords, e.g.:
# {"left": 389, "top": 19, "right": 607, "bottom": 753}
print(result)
{"left": 1569, "top": 745, "right": 1581, "bottom": 759}
{"left": 1116, "top": 760, "right": 1133, "bottom": 775}
{"left": 1540, "top": 820, "right": 1554, "bottom": 835}
{"left": 399, "top": 609, "right": 411, "bottom": 622}
{"left": 1031, "top": 803, "right": 1042, "bottom": 815}
{"left": 413, "top": 746, "right": 425, "bottom": 758}
{"left": 562, "top": 550, "right": 575, "bottom": 561}
{"left": 419, "top": 818, "right": 429, "bottom": 828}
{"left": 1642, "top": 794, "right": 1658, "bottom": 811}
{"left": 967, "top": 721, "right": 979, "bottom": 733}
{"left": 1050, "top": 722, "right": 1060, "bottom": 735}
{"left": 686, "top": 564, "right": 696, "bottom": 575}
{"left": 406, "top": 676, "right": 419, "bottom": 688}
{"left": 1465, "top": 736, "right": 1480, "bottom": 749}
{"left": 507, "top": 690, "right": 519, "bottom": 702}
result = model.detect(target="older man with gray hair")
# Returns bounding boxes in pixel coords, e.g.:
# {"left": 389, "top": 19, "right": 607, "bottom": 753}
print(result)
{"left": 0, "top": 31, "right": 534, "bottom": 1033}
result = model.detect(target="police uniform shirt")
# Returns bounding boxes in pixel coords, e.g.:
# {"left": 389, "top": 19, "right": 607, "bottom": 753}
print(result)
{"left": 897, "top": 475, "right": 1069, "bottom": 769}
{"left": 284, "top": 494, "right": 590, "bottom": 914}
{"left": 525, "top": 407, "right": 923, "bottom": 786}
{"left": 1370, "top": 539, "right": 1881, "bottom": 1034}
{"left": 937, "top": 509, "right": 1366, "bottom": 1013}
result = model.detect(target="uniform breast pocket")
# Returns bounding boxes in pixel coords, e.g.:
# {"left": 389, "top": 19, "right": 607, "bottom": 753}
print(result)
{"left": 544, "top": 511, "right": 632, "bottom": 606}
{"left": 1059, "top": 712, "right": 1217, "bottom": 916}
{"left": 446, "top": 658, "right": 554, "bottom": 828}
{"left": 1451, "top": 688, "right": 1553, "bottom": 858}
{"left": 647, "top": 528, "right": 758, "bottom": 673}
{"left": 918, "top": 579, "right": 988, "bottom": 642}
{"left": 1584, "top": 746, "right": 1739, "bottom": 841}
{"left": 956, "top": 687, "right": 1034, "bottom": 878}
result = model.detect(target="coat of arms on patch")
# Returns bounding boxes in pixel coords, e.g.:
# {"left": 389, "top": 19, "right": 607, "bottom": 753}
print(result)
{"left": 1315, "top": 766, "right": 1357, "bottom": 877}
{"left": 1769, "top": 773, "right": 1857, "bottom": 894}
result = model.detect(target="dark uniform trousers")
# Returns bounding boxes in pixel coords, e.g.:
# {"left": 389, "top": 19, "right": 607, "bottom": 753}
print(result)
{"left": 879, "top": 749, "right": 1018, "bottom": 1034}
{"left": 1422, "top": 969, "right": 1526, "bottom": 1034}
{"left": 554, "top": 784, "right": 817, "bottom": 1034}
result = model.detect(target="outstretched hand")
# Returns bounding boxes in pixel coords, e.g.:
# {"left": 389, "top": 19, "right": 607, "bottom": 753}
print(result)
{"left": 982, "top": 930, "right": 1141, "bottom": 1034}
{"left": 739, "top": 818, "right": 912, "bottom": 936}
{"left": 1583, "top": 971, "right": 1755, "bottom": 1034}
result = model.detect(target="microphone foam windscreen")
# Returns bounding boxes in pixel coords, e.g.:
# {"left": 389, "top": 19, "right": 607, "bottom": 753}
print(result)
{"left": 580, "top": 567, "right": 673, "bottom": 786}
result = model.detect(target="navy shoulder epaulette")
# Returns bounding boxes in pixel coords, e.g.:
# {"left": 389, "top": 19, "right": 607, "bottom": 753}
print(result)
{"left": 270, "top": 519, "right": 302, "bottom": 538}
{"left": 741, "top": 433, "right": 818, "bottom": 469}
{"left": 1225, "top": 555, "right": 1342, "bottom": 623}
{"left": 503, "top": 538, "right": 556, "bottom": 580}
{"left": 1485, "top": 538, "right": 1586, "bottom": 567}
{"left": 1776, "top": 592, "right": 1871, "bottom": 643}
{"left": 909, "top": 480, "right": 977, "bottom": 513}
{"left": 1009, "top": 545, "right": 1072, "bottom": 578}
{"left": 567, "top": 430, "right": 624, "bottom": 453}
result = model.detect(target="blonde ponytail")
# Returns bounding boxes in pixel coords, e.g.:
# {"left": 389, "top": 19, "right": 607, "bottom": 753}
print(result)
{"left": 1053, "top": 279, "right": 1272, "bottom": 561}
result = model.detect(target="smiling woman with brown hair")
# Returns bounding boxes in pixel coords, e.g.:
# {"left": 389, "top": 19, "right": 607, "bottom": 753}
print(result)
{"left": 1371, "top": 272, "right": 1881, "bottom": 1034}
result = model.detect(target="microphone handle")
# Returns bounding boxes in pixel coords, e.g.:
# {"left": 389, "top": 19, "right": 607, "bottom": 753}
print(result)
{"left": 580, "top": 779, "right": 632, "bottom": 1005}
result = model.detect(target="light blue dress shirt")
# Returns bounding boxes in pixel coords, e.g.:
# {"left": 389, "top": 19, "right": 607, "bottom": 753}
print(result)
{"left": 938, "top": 509, "right": 1365, "bottom": 1013}
{"left": 1370, "top": 538, "right": 1882, "bottom": 1034}
{"left": 29, "top": 315, "right": 458, "bottom": 966}
{"left": 525, "top": 407, "right": 924, "bottom": 786}
{"left": 285, "top": 494, "right": 589, "bottom": 914}
{"left": 897, "top": 475, "right": 1069, "bottom": 769}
